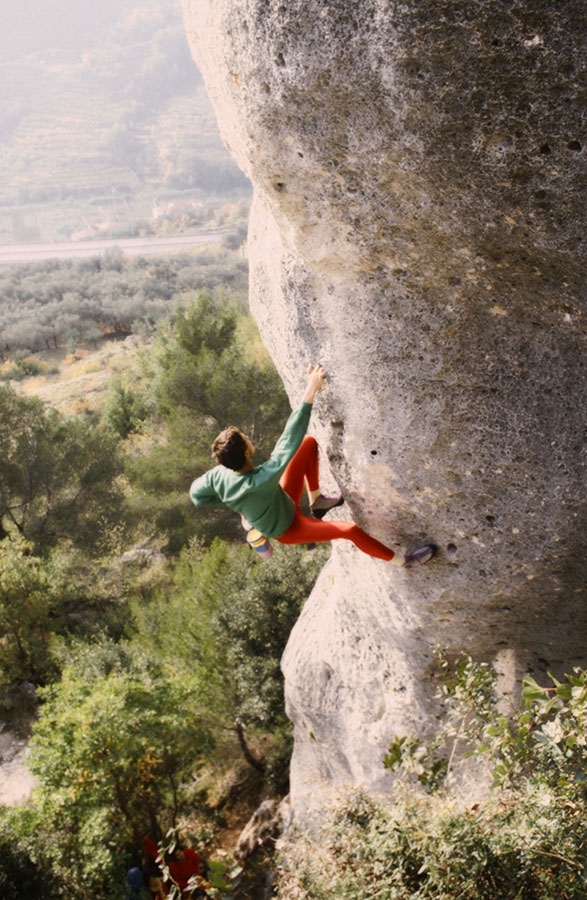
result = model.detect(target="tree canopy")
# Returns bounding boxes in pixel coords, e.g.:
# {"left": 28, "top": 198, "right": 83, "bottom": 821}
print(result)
{"left": 29, "top": 641, "right": 212, "bottom": 896}
{"left": 0, "top": 252, "right": 248, "bottom": 360}
{"left": 0, "top": 384, "right": 124, "bottom": 552}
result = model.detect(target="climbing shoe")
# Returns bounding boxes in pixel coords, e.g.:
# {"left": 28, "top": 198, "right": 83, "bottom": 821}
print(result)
{"left": 310, "top": 493, "right": 345, "bottom": 519}
{"left": 404, "top": 543, "right": 437, "bottom": 568}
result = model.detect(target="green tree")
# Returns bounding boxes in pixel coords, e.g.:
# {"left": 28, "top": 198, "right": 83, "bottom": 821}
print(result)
{"left": 0, "top": 813, "right": 59, "bottom": 900}
{"left": 0, "top": 536, "right": 61, "bottom": 684}
{"left": 0, "top": 385, "right": 125, "bottom": 552}
{"left": 28, "top": 640, "right": 212, "bottom": 898}
{"left": 155, "top": 290, "right": 288, "bottom": 457}
{"left": 128, "top": 289, "right": 289, "bottom": 551}
{"left": 133, "top": 539, "right": 327, "bottom": 785}
{"left": 104, "top": 377, "right": 150, "bottom": 439}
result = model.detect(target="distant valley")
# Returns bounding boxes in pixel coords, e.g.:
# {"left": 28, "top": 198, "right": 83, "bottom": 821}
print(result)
{"left": 0, "top": 0, "right": 250, "bottom": 245}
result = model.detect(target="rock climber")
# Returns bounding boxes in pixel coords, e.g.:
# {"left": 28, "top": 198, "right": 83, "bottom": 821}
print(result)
{"left": 190, "top": 364, "right": 436, "bottom": 567}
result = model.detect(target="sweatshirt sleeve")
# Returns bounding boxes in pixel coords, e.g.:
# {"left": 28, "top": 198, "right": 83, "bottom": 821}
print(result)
{"left": 263, "top": 401, "right": 312, "bottom": 477}
{"left": 190, "top": 470, "right": 225, "bottom": 508}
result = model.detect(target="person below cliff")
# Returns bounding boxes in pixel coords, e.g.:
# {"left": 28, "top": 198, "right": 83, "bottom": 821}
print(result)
{"left": 143, "top": 836, "right": 209, "bottom": 898}
{"left": 190, "top": 364, "right": 436, "bottom": 567}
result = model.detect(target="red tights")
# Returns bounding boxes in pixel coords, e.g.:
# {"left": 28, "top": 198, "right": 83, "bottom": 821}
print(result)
{"left": 277, "top": 436, "right": 396, "bottom": 561}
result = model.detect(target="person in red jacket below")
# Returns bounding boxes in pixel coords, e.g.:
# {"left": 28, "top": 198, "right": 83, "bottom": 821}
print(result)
{"left": 143, "top": 836, "right": 208, "bottom": 898}
{"left": 190, "top": 364, "right": 436, "bottom": 567}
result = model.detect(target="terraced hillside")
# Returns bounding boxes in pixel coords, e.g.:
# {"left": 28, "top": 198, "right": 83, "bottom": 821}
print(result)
{"left": 0, "top": 0, "right": 250, "bottom": 243}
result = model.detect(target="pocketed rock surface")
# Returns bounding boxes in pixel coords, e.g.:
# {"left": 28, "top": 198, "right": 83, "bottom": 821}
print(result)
{"left": 182, "top": 0, "right": 587, "bottom": 820}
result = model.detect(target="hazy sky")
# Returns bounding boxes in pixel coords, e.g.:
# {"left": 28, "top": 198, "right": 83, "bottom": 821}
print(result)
{"left": 0, "top": 0, "right": 184, "bottom": 61}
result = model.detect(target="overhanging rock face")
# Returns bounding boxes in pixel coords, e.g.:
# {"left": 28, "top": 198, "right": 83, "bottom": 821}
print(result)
{"left": 181, "top": 0, "right": 587, "bottom": 817}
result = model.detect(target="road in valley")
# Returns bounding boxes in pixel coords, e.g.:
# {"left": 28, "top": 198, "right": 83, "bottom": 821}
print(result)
{"left": 0, "top": 231, "right": 225, "bottom": 266}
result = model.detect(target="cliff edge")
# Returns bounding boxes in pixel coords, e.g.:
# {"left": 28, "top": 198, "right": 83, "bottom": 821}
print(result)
{"left": 181, "top": 0, "right": 587, "bottom": 818}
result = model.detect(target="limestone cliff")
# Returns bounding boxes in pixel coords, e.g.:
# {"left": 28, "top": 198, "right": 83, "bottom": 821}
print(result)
{"left": 181, "top": 0, "right": 587, "bottom": 818}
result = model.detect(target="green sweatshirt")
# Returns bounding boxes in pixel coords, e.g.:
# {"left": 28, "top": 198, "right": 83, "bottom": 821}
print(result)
{"left": 190, "top": 401, "right": 312, "bottom": 539}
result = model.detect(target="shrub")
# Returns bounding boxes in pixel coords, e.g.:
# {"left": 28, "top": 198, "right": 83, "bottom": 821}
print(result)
{"left": 276, "top": 655, "right": 587, "bottom": 900}
{"left": 28, "top": 640, "right": 212, "bottom": 898}
{"left": 0, "top": 813, "right": 59, "bottom": 900}
{"left": 133, "top": 539, "right": 328, "bottom": 785}
{"left": 0, "top": 536, "right": 86, "bottom": 685}
{"left": 103, "top": 378, "right": 150, "bottom": 438}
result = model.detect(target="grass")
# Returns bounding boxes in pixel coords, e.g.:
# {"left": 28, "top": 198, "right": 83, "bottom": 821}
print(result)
{"left": 15, "top": 336, "right": 148, "bottom": 415}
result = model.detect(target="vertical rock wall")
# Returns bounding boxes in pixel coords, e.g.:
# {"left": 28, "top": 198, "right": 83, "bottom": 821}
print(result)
{"left": 181, "top": 0, "right": 587, "bottom": 818}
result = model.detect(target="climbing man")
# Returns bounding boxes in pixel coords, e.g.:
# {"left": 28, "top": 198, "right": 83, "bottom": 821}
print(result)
{"left": 190, "top": 364, "right": 436, "bottom": 567}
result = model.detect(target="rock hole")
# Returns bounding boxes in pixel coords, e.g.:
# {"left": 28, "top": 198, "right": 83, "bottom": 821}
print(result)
{"left": 275, "top": 52, "right": 286, "bottom": 66}
{"left": 486, "top": 515, "right": 496, "bottom": 525}
{"left": 567, "top": 140, "right": 582, "bottom": 151}
{"left": 447, "top": 543, "right": 457, "bottom": 555}
{"left": 370, "top": 450, "right": 378, "bottom": 457}
{"left": 539, "top": 143, "right": 551, "bottom": 155}
{"left": 274, "top": 182, "right": 286, "bottom": 192}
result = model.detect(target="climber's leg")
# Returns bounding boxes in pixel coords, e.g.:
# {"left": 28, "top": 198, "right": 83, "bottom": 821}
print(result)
{"left": 279, "top": 435, "right": 319, "bottom": 505}
{"left": 280, "top": 435, "right": 343, "bottom": 516}
{"left": 277, "top": 508, "right": 400, "bottom": 561}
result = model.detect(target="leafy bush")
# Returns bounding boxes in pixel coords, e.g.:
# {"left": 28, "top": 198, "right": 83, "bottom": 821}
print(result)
{"left": 0, "top": 384, "right": 125, "bottom": 552}
{"left": 5, "top": 538, "right": 326, "bottom": 898}
{"left": 133, "top": 539, "right": 328, "bottom": 789}
{"left": 276, "top": 655, "right": 587, "bottom": 900}
{"left": 0, "top": 354, "right": 54, "bottom": 381}
{"left": 0, "top": 536, "right": 62, "bottom": 684}
{"left": 0, "top": 813, "right": 58, "bottom": 900}
{"left": 27, "top": 640, "right": 213, "bottom": 898}
{"left": 103, "top": 377, "right": 150, "bottom": 438}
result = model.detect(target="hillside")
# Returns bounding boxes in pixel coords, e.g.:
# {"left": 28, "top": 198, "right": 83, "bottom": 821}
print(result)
{"left": 0, "top": 0, "right": 250, "bottom": 244}
{"left": 15, "top": 337, "right": 144, "bottom": 415}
